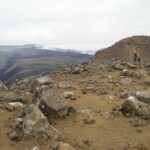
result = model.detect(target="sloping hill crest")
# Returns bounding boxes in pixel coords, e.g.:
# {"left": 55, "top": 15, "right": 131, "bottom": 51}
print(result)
{"left": 95, "top": 36, "right": 150, "bottom": 62}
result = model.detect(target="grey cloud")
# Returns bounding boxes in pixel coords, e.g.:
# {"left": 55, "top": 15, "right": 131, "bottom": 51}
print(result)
{"left": 0, "top": 0, "right": 150, "bottom": 52}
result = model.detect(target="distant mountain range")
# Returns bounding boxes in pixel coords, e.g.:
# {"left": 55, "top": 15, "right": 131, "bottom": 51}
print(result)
{"left": 0, "top": 45, "right": 92, "bottom": 84}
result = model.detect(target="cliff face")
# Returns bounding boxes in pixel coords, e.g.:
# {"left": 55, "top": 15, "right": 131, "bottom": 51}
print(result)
{"left": 95, "top": 36, "right": 150, "bottom": 62}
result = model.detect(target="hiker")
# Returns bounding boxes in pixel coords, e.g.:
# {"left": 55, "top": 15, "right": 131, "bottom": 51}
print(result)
{"left": 133, "top": 51, "right": 138, "bottom": 63}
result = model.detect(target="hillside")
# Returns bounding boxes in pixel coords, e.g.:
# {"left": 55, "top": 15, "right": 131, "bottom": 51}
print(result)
{"left": 95, "top": 36, "right": 150, "bottom": 62}
{"left": 0, "top": 52, "right": 8, "bottom": 69}
{"left": 0, "top": 45, "right": 92, "bottom": 84}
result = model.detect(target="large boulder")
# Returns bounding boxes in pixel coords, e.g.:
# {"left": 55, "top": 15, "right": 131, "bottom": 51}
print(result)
{"left": 121, "top": 97, "right": 150, "bottom": 119}
{"left": 39, "top": 89, "right": 70, "bottom": 120}
{"left": 22, "top": 105, "right": 64, "bottom": 140}
{"left": 0, "top": 92, "right": 27, "bottom": 103}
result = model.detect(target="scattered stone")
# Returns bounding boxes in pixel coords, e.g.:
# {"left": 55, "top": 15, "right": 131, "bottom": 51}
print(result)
{"left": 121, "top": 70, "right": 144, "bottom": 79}
{"left": 63, "top": 67, "right": 72, "bottom": 73}
{"left": 135, "top": 91, "right": 150, "bottom": 104}
{"left": 58, "top": 142, "right": 76, "bottom": 150}
{"left": 120, "top": 90, "right": 131, "bottom": 98}
{"left": 0, "top": 92, "right": 27, "bottom": 103}
{"left": 127, "top": 63, "right": 137, "bottom": 69}
{"left": 6, "top": 102, "right": 24, "bottom": 111}
{"left": 50, "top": 142, "right": 59, "bottom": 150}
{"left": 36, "top": 76, "right": 54, "bottom": 85}
{"left": 72, "top": 66, "right": 81, "bottom": 74}
{"left": 63, "top": 91, "right": 76, "bottom": 100}
{"left": 58, "top": 81, "right": 74, "bottom": 89}
{"left": 31, "top": 146, "right": 40, "bottom": 150}
{"left": 120, "top": 78, "right": 132, "bottom": 85}
{"left": 83, "top": 117, "right": 96, "bottom": 124}
{"left": 78, "top": 108, "right": 93, "bottom": 118}
{"left": 131, "top": 71, "right": 144, "bottom": 79}
{"left": 96, "top": 88, "right": 107, "bottom": 95}
{"left": 112, "top": 63, "right": 124, "bottom": 70}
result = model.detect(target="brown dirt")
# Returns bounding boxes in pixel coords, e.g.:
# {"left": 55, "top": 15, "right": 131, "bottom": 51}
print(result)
{"left": 0, "top": 66, "right": 150, "bottom": 150}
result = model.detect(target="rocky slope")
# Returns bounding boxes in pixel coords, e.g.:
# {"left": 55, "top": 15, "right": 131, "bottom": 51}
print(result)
{"left": 95, "top": 36, "right": 150, "bottom": 62}
{"left": 0, "top": 56, "right": 150, "bottom": 150}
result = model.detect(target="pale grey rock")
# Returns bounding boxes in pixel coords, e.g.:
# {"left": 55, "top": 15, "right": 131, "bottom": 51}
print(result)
{"left": 36, "top": 76, "right": 54, "bottom": 85}
{"left": 121, "top": 97, "right": 150, "bottom": 119}
{"left": 22, "top": 105, "right": 64, "bottom": 140}
{"left": 58, "top": 142, "right": 76, "bottom": 150}
{"left": 120, "top": 78, "right": 132, "bottom": 85}
{"left": 135, "top": 91, "right": 150, "bottom": 104}
{"left": 0, "top": 92, "right": 27, "bottom": 103}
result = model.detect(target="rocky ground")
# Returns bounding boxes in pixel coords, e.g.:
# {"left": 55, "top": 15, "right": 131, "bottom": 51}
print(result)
{"left": 0, "top": 59, "right": 150, "bottom": 150}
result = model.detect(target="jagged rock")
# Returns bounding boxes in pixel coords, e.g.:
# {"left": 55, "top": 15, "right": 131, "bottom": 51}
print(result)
{"left": 135, "top": 91, "right": 150, "bottom": 104}
{"left": 63, "top": 92, "right": 76, "bottom": 100}
{"left": 120, "top": 78, "right": 132, "bottom": 85}
{"left": 22, "top": 105, "right": 64, "bottom": 140}
{"left": 58, "top": 142, "right": 76, "bottom": 150}
{"left": 121, "top": 97, "right": 150, "bottom": 119}
{"left": 36, "top": 76, "right": 54, "bottom": 85}
{"left": 0, "top": 92, "right": 27, "bottom": 103}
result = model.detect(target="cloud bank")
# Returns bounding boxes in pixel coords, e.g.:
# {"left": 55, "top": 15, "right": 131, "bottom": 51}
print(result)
{"left": 0, "top": 0, "right": 150, "bottom": 52}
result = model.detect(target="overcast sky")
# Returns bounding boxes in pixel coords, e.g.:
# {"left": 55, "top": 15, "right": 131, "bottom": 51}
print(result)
{"left": 0, "top": 0, "right": 150, "bottom": 52}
